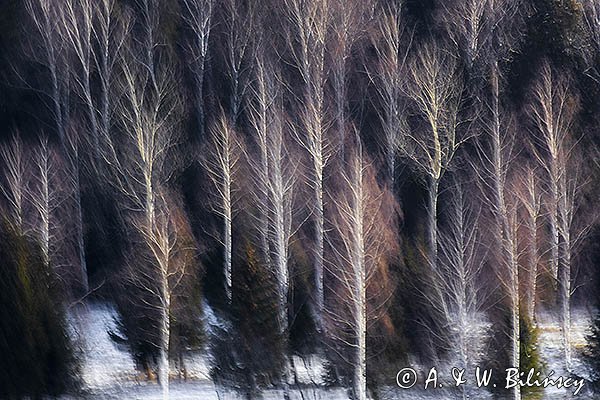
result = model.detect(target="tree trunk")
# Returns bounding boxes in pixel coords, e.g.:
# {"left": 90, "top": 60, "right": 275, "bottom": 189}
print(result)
{"left": 428, "top": 177, "right": 439, "bottom": 269}
{"left": 511, "top": 290, "right": 520, "bottom": 400}
{"left": 355, "top": 274, "right": 367, "bottom": 400}
{"left": 527, "top": 218, "right": 538, "bottom": 323}
{"left": 560, "top": 237, "right": 572, "bottom": 372}
{"left": 314, "top": 175, "right": 325, "bottom": 330}
{"left": 74, "top": 164, "right": 89, "bottom": 292}
{"left": 224, "top": 197, "right": 232, "bottom": 302}
{"left": 158, "top": 301, "right": 170, "bottom": 400}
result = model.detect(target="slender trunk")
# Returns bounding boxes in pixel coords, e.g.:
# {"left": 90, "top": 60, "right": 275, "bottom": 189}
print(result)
{"left": 509, "top": 217, "right": 520, "bottom": 400}
{"left": 196, "top": 64, "right": 206, "bottom": 140}
{"left": 549, "top": 164, "right": 560, "bottom": 285}
{"left": 100, "top": 58, "right": 110, "bottom": 158}
{"left": 41, "top": 169, "right": 50, "bottom": 267}
{"left": 224, "top": 203, "right": 232, "bottom": 302}
{"left": 335, "top": 67, "right": 346, "bottom": 155}
{"left": 511, "top": 288, "right": 520, "bottom": 400}
{"left": 73, "top": 162, "right": 89, "bottom": 292}
{"left": 51, "top": 69, "right": 65, "bottom": 146}
{"left": 428, "top": 177, "right": 439, "bottom": 269}
{"left": 159, "top": 293, "right": 170, "bottom": 400}
{"left": 274, "top": 182, "right": 288, "bottom": 333}
{"left": 314, "top": 175, "right": 324, "bottom": 330}
{"left": 560, "top": 236, "right": 572, "bottom": 371}
{"left": 527, "top": 217, "right": 538, "bottom": 322}
{"left": 355, "top": 270, "right": 367, "bottom": 400}
{"left": 84, "top": 77, "right": 100, "bottom": 163}
{"left": 231, "top": 71, "right": 240, "bottom": 126}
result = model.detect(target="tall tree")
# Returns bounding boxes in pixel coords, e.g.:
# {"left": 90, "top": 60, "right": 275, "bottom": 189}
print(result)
{"left": 181, "top": 0, "right": 214, "bottom": 140}
{"left": 437, "top": 180, "right": 487, "bottom": 374}
{"left": 284, "top": 0, "right": 330, "bottom": 326}
{"left": 527, "top": 61, "right": 582, "bottom": 371}
{"left": 403, "top": 41, "right": 465, "bottom": 269}
{"left": 326, "top": 137, "right": 398, "bottom": 400}
{"left": 474, "top": 65, "right": 522, "bottom": 399}
{"left": 110, "top": 36, "right": 185, "bottom": 397}
{"left": 368, "top": 0, "right": 409, "bottom": 185}
{"left": 220, "top": 0, "right": 253, "bottom": 126}
{"left": 0, "top": 132, "right": 27, "bottom": 229}
{"left": 204, "top": 115, "right": 242, "bottom": 302}
{"left": 515, "top": 165, "right": 543, "bottom": 322}
{"left": 247, "top": 50, "right": 298, "bottom": 335}
{"left": 25, "top": 0, "right": 89, "bottom": 292}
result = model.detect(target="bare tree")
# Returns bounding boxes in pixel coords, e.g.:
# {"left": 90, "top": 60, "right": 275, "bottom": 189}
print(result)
{"left": 221, "top": 0, "right": 253, "bottom": 125}
{"left": 495, "top": 188, "right": 522, "bottom": 400}
{"left": 368, "top": 0, "right": 410, "bottom": 185}
{"left": 581, "top": 0, "right": 600, "bottom": 81}
{"left": 247, "top": 44, "right": 273, "bottom": 271}
{"left": 60, "top": 0, "right": 100, "bottom": 163}
{"left": 110, "top": 39, "right": 184, "bottom": 397}
{"left": 127, "top": 191, "right": 197, "bottom": 400}
{"left": 329, "top": 0, "right": 368, "bottom": 154}
{"left": 438, "top": 0, "right": 487, "bottom": 69}
{"left": 326, "top": 137, "right": 398, "bottom": 400}
{"left": 28, "top": 136, "right": 65, "bottom": 268}
{"left": 527, "top": 61, "right": 578, "bottom": 285}
{"left": 437, "top": 180, "right": 488, "bottom": 376}
{"left": 284, "top": 0, "right": 331, "bottom": 324}
{"left": 403, "top": 42, "right": 465, "bottom": 269}
{"left": 247, "top": 50, "right": 298, "bottom": 334}
{"left": 473, "top": 64, "right": 521, "bottom": 399}
{"left": 25, "top": 0, "right": 91, "bottom": 292}
{"left": 181, "top": 0, "right": 214, "bottom": 139}
{"left": 515, "top": 165, "right": 543, "bottom": 322}
{"left": 25, "top": 0, "right": 70, "bottom": 145}
{"left": 527, "top": 61, "right": 586, "bottom": 371}
{"left": 204, "top": 115, "right": 242, "bottom": 302}
{"left": 0, "top": 133, "right": 27, "bottom": 230}
{"left": 93, "top": 0, "right": 132, "bottom": 165}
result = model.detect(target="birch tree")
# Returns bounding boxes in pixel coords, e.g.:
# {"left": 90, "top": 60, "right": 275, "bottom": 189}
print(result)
{"left": 473, "top": 65, "right": 521, "bottom": 399}
{"left": 127, "top": 192, "right": 197, "bottom": 400}
{"left": 93, "top": 0, "right": 131, "bottom": 166}
{"left": 496, "top": 190, "right": 522, "bottom": 400}
{"left": 181, "top": 0, "right": 214, "bottom": 140}
{"left": 247, "top": 45, "right": 273, "bottom": 270}
{"left": 403, "top": 42, "right": 465, "bottom": 269}
{"left": 60, "top": 0, "right": 100, "bottom": 164}
{"left": 25, "top": 0, "right": 70, "bottom": 145}
{"left": 0, "top": 133, "right": 27, "bottom": 230}
{"left": 29, "top": 136, "right": 64, "bottom": 268}
{"left": 204, "top": 115, "right": 242, "bottom": 302}
{"left": 326, "top": 138, "right": 398, "bottom": 400}
{"left": 329, "top": 0, "right": 366, "bottom": 154}
{"left": 515, "top": 166, "right": 543, "bottom": 322}
{"left": 437, "top": 181, "right": 487, "bottom": 376}
{"left": 221, "top": 0, "right": 253, "bottom": 125}
{"left": 368, "top": 0, "right": 410, "bottom": 185}
{"left": 247, "top": 51, "right": 297, "bottom": 334}
{"left": 111, "top": 42, "right": 184, "bottom": 398}
{"left": 284, "top": 0, "right": 331, "bottom": 324}
{"left": 25, "top": 0, "right": 90, "bottom": 292}
{"left": 439, "top": 0, "right": 487, "bottom": 70}
{"left": 527, "top": 61, "right": 582, "bottom": 370}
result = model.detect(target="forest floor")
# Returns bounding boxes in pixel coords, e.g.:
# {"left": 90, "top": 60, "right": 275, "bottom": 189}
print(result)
{"left": 65, "top": 302, "right": 596, "bottom": 399}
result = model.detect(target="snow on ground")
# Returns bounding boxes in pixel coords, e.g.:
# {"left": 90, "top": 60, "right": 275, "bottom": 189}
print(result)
{"left": 69, "top": 302, "right": 139, "bottom": 391}
{"left": 535, "top": 308, "right": 595, "bottom": 399}
{"left": 67, "top": 303, "right": 597, "bottom": 399}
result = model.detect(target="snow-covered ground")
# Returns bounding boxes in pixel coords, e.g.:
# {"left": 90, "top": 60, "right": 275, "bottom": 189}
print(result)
{"left": 67, "top": 303, "right": 597, "bottom": 399}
